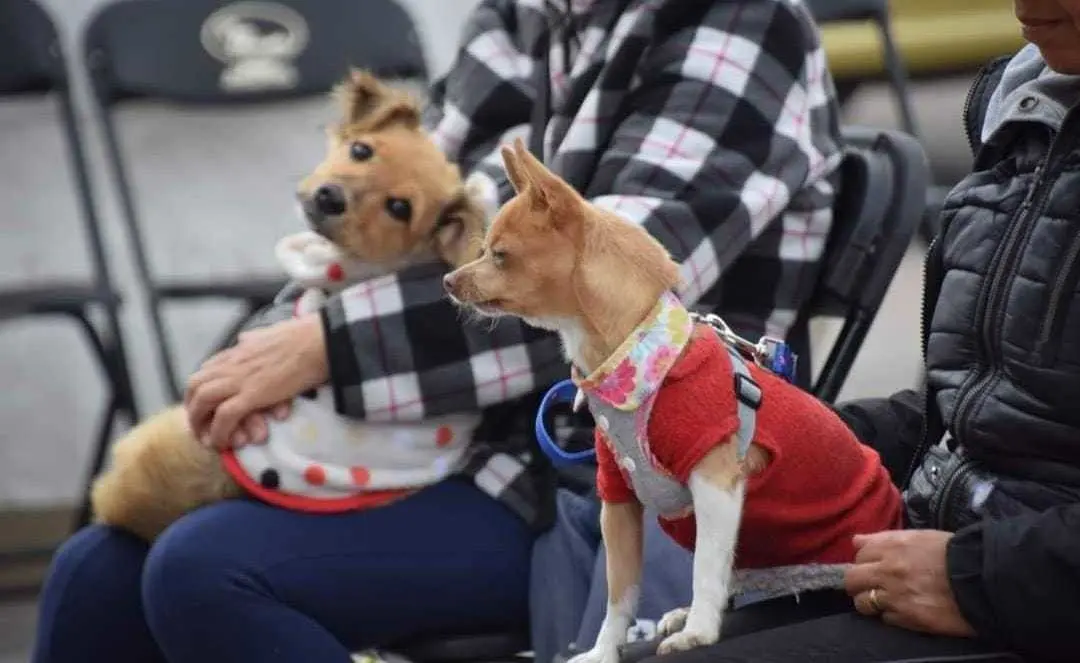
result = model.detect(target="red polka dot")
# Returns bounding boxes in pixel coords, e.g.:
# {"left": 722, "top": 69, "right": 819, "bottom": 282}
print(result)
{"left": 326, "top": 263, "right": 344, "bottom": 282}
{"left": 435, "top": 426, "right": 454, "bottom": 447}
{"left": 303, "top": 464, "right": 326, "bottom": 486}
{"left": 350, "top": 466, "right": 370, "bottom": 487}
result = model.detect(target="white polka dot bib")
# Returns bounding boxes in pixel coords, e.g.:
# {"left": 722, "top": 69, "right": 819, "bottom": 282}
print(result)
{"left": 221, "top": 232, "right": 480, "bottom": 512}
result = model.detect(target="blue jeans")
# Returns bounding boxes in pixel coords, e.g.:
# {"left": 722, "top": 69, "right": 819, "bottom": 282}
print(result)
{"left": 32, "top": 478, "right": 532, "bottom": 663}
{"left": 530, "top": 490, "right": 693, "bottom": 663}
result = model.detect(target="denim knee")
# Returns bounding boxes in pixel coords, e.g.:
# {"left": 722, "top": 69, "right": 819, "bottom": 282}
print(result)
{"left": 141, "top": 504, "right": 271, "bottom": 643}
{"left": 33, "top": 525, "right": 160, "bottom": 663}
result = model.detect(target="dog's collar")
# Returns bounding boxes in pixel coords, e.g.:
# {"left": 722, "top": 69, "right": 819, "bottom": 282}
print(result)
{"left": 572, "top": 291, "right": 693, "bottom": 412}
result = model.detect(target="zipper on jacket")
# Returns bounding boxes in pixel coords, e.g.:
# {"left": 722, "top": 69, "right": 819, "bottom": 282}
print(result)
{"left": 949, "top": 162, "right": 1046, "bottom": 442}
{"left": 961, "top": 64, "right": 993, "bottom": 156}
{"left": 902, "top": 234, "right": 941, "bottom": 489}
{"left": 952, "top": 121, "right": 1080, "bottom": 447}
{"left": 1036, "top": 230, "right": 1080, "bottom": 359}
{"left": 919, "top": 237, "right": 938, "bottom": 362}
{"left": 934, "top": 459, "right": 975, "bottom": 530}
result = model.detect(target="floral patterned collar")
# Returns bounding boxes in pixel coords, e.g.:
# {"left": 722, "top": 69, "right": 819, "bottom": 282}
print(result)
{"left": 573, "top": 291, "right": 694, "bottom": 411}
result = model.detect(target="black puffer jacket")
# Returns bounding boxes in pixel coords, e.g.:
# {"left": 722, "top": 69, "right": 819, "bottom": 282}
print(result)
{"left": 841, "top": 46, "right": 1080, "bottom": 662}
{"left": 931, "top": 51, "right": 1080, "bottom": 474}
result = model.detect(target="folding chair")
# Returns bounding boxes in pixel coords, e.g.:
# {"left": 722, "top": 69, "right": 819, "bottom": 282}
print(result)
{"left": 805, "top": 0, "right": 920, "bottom": 140}
{"left": 0, "top": 0, "right": 139, "bottom": 531}
{"left": 82, "top": 0, "right": 429, "bottom": 401}
{"left": 805, "top": 125, "right": 929, "bottom": 403}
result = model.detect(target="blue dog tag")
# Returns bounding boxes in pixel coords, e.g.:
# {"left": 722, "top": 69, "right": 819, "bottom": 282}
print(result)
{"left": 758, "top": 337, "right": 798, "bottom": 384}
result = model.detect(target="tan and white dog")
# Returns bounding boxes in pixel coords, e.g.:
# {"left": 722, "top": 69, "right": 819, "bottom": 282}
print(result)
{"left": 444, "top": 139, "right": 903, "bottom": 662}
{"left": 91, "top": 71, "right": 491, "bottom": 541}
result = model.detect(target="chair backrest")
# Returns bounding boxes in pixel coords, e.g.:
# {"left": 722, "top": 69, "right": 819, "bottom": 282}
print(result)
{"left": 0, "top": 0, "right": 65, "bottom": 95}
{"left": 80, "top": 0, "right": 430, "bottom": 288}
{"left": 0, "top": 0, "right": 116, "bottom": 292}
{"left": 84, "top": 0, "right": 428, "bottom": 104}
{"left": 808, "top": 126, "right": 930, "bottom": 402}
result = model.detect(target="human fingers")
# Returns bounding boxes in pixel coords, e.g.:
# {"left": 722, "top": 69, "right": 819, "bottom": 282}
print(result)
{"left": 270, "top": 400, "right": 292, "bottom": 421}
{"left": 205, "top": 393, "right": 257, "bottom": 450}
{"left": 237, "top": 412, "right": 269, "bottom": 446}
{"left": 843, "top": 561, "right": 883, "bottom": 596}
{"left": 186, "top": 377, "right": 241, "bottom": 441}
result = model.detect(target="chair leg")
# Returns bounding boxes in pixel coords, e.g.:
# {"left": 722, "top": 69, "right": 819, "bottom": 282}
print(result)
{"left": 67, "top": 310, "right": 139, "bottom": 532}
{"left": 875, "top": 11, "right": 920, "bottom": 140}
{"left": 145, "top": 295, "right": 184, "bottom": 402}
{"left": 72, "top": 391, "right": 121, "bottom": 531}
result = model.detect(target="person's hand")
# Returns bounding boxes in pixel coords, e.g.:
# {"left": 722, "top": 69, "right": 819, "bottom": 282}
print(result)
{"left": 844, "top": 530, "right": 975, "bottom": 638}
{"left": 185, "top": 314, "right": 329, "bottom": 449}
{"left": 222, "top": 401, "right": 293, "bottom": 450}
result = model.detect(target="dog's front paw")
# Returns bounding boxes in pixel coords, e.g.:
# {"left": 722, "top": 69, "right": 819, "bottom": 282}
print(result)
{"left": 657, "top": 607, "right": 689, "bottom": 637}
{"left": 567, "top": 644, "right": 620, "bottom": 663}
{"left": 656, "top": 626, "right": 720, "bottom": 655}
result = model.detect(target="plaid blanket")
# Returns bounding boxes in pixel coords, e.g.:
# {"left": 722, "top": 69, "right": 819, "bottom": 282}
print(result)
{"left": 301, "top": 0, "right": 841, "bottom": 529}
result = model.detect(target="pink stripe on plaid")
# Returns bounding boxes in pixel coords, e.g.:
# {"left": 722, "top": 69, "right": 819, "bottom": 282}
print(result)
{"left": 367, "top": 365, "right": 536, "bottom": 418}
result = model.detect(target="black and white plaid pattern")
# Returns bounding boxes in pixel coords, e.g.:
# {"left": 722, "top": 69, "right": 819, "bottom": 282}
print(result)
{"left": 315, "top": 0, "right": 842, "bottom": 527}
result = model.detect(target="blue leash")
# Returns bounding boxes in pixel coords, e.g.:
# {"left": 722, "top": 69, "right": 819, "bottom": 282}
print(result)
{"left": 534, "top": 379, "right": 597, "bottom": 467}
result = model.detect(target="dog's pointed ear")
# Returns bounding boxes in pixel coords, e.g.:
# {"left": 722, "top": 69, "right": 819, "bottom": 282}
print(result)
{"left": 511, "top": 138, "right": 584, "bottom": 224}
{"left": 334, "top": 69, "right": 420, "bottom": 132}
{"left": 501, "top": 139, "right": 531, "bottom": 193}
{"left": 432, "top": 190, "right": 486, "bottom": 268}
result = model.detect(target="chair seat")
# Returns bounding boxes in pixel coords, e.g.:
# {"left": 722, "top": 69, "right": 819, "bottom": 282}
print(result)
{"left": 392, "top": 631, "right": 531, "bottom": 663}
{"left": 156, "top": 275, "right": 286, "bottom": 305}
{"left": 0, "top": 281, "right": 120, "bottom": 320}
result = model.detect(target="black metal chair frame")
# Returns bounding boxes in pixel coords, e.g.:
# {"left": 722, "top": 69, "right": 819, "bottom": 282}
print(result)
{"left": 80, "top": 0, "right": 430, "bottom": 402}
{"left": 806, "top": 125, "right": 929, "bottom": 402}
{"left": 806, "top": 0, "right": 920, "bottom": 140}
{"left": 0, "top": 0, "right": 140, "bottom": 532}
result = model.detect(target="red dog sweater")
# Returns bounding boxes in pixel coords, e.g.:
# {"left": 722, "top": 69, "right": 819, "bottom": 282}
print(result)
{"left": 582, "top": 293, "right": 903, "bottom": 569}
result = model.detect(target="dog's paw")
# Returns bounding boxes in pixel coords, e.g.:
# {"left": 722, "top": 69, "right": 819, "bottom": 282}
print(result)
{"left": 656, "top": 627, "right": 720, "bottom": 655}
{"left": 657, "top": 607, "right": 689, "bottom": 637}
{"left": 566, "top": 645, "right": 620, "bottom": 663}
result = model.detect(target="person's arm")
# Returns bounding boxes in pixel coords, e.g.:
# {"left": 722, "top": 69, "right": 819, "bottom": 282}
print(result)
{"left": 322, "top": 0, "right": 840, "bottom": 420}
{"left": 581, "top": 0, "right": 841, "bottom": 305}
{"left": 947, "top": 504, "right": 1080, "bottom": 661}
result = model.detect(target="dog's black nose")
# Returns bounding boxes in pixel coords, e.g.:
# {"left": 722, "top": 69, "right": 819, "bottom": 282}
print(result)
{"left": 313, "top": 184, "right": 347, "bottom": 216}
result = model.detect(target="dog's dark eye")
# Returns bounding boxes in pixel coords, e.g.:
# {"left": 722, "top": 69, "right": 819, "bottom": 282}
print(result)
{"left": 385, "top": 198, "right": 412, "bottom": 222}
{"left": 490, "top": 249, "right": 508, "bottom": 267}
{"left": 349, "top": 142, "right": 374, "bottom": 161}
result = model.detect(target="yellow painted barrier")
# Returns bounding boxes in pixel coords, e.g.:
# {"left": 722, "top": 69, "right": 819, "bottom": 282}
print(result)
{"left": 820, "top": 3, "right": 1025, "bottom": 81}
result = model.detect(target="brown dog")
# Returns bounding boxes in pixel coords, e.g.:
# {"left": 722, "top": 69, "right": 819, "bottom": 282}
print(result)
{"left": 91, "top": 71, "right": 488, "bottom": 542}
{"left": 445, "top": 139, "right": 903, "bottom": 661}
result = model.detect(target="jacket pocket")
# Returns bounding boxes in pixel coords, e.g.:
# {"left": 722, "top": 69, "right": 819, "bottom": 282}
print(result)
{"left": 1036, "top": 230, "right": 1080, "bottom": 364}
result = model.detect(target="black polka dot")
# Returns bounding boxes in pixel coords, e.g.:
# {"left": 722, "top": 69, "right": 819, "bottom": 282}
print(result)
{"left": 259, "top": 468, "right": 280, "bottom": 489}
{"left": 300, "top": 389, "right": 318, "bottom": 400}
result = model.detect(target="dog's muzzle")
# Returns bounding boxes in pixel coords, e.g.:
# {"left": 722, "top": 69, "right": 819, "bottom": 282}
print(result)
{"left": 300, "top": 184, "right": 347, "bottom": 236}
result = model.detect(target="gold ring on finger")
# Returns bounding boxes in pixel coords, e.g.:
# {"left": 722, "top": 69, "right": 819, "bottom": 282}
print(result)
{"left": 868, "top": 588, "right": 884, "bottom": 615}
